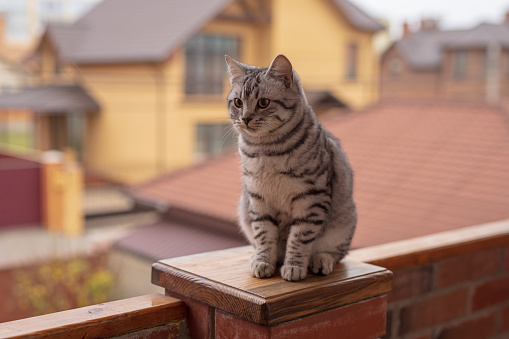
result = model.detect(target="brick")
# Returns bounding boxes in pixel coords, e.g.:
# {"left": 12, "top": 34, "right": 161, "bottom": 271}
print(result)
{"left": 435, "top": 247, "right": 500, "bottom": 288}
{"left": 215, "top": 296, "right": 387, "bottom": 339}
{"left": 501, "top": 305, "right": 509, "bottom": 334}
{"left": 472, "top": 275, "right": 509, "bottom": 311}
{"left": 505, "top": 245, "right": 509, "bottom": 271}
{"left": 165, "top": 290, "right": 211, "bottom": 339}
{"left": 381, "top": 309, "right": 392, "bottom": 339}
{"left": 122, "top": 323, "right": 181, "bottom": 339}
{"left": 388, "top": 264, "right": 433, "bottom": 302}
{"left": 399, "top": 289, "right": 468, "bottom": 335}
{"left": 437, "top": 312, "right": 496, "bottom": 339}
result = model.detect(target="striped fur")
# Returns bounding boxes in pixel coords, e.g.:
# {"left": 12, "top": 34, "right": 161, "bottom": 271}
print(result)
{"left": 225, "top": 55, "right": 357, "bottom": 281}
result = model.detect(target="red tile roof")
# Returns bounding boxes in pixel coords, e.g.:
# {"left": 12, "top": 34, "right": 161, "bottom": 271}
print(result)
{"left": 129, "top": 102, "right": 509, "bottom": 249}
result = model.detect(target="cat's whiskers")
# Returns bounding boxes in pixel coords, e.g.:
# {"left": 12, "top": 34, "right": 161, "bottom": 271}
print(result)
{"left": 219, "top": 124, "right": 238, "bottom": 152}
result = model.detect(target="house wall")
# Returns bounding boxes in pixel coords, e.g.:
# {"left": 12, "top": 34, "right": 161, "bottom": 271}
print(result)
{"left": 0, "top": 59, "right": 28, "bottom": 93}
{"left": 499, "top": 49, "right": 509, "bottom": 99}
{"left": 382, "top": 45, "right": 509, "bottom": 104}
{"left": 442, "top": 49, "right": 487, "bottom": 102}
{"left": 78, "top": 0, "right": 380, "bottom": 183}
{"left": 81, "top": 6, "right": 270, "bottom": 183}
{"left": 79, "top": 63, "right": 163, "bottom": 182}
{"left": 271, "top": 0, "right": 379, "bottom": 109}
{"left": 381, "top": 46, "right": 441, "bottom": 101}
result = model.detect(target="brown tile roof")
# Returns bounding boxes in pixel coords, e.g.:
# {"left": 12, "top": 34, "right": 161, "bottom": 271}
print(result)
{"left": 129, "top": 102, "right": 509, "bottom": 249}
{"left": 46, "top": 0, "right": 383, "bottom": 64}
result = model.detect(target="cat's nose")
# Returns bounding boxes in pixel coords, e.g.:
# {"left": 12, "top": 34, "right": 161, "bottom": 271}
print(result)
{"left": 242, "top": 117, "right": 252, "bottom": 125}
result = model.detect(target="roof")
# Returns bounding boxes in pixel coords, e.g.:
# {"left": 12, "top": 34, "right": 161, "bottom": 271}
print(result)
{"left": 129, "top": 102, "right": 509, "bottom": 249}
{"left": 448, "top": 23, "right": 509, "bottom": 49}
{"left": 115, "top": 220, "right": 247, "bottom": 261}
{"left": 395, "top": 30, "right": 466, "bottom": 69}
{"left": 47, "top": 0, "right": 233, "bottom": 64}
{"left": 393, "top": 22, "right": 509, "bottom": 70}
{"left": 0, "top": 85, "right": 100, "bottom": 113}
{"left": 305, "top": 90, "right": 348, "bottom": 111}
{"left": 333, "top": 0, "right": 384, "bottom": 32}
{"left": 45, "top": 0, "right": 382, "bottom": 64}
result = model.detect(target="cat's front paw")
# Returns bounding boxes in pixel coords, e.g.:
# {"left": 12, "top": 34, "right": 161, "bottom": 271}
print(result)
{"left": 310, "top": 253, "right": 335, "bottom": 275}
{"left": 251, "top": 261, "right": 275, "bottom": 278}
{"left": 281, "top": 265, "right": 307, "bottom": 281}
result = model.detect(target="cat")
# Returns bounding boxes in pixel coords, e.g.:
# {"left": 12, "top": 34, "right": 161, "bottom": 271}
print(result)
{"left": 225, "top": 54, "right": 357, "bottom": 282}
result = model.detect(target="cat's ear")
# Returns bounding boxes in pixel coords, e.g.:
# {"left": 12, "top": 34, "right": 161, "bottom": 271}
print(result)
{"left": 225, "top": 55, "right": 246, "bottom": 84}
{"left": 268, "top": 54, "right": 293, "bottom": 87}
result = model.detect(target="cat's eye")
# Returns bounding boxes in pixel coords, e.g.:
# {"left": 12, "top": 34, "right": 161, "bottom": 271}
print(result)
{"left": 258, "top": 98, "right": 270, "bottom": 108}
{"left": 234, "top": 98, "right": 243, "bottom": 108}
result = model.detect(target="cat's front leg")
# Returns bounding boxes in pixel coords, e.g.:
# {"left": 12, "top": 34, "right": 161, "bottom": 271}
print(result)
{"left": 281, "top": 222, "right": 323, "bottom": 281}
{"left": 250, "top": 215, "right": 279, "bottom": 278}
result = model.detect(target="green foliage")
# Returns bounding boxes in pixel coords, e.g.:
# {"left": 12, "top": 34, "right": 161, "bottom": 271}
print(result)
{"left": 12, "top": 255, "right": 114, "bottom": 316}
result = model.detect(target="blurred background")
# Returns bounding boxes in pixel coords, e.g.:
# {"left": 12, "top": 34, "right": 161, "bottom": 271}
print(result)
{"left": 0, "top": 0, "right": 508, "bottom": 327}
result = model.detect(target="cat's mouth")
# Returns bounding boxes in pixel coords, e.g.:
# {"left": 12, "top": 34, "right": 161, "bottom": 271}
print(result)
{"left": 234, "top": 121, "right": 257, "bottom": 133}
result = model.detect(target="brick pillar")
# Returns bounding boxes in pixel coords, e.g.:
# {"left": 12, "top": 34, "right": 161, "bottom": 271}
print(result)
{"left": 152, "top": 246, "right": 392, "bottom": 339}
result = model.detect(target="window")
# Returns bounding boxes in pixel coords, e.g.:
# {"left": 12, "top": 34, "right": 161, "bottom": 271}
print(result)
{"left": 345, "top": 43, "right": 358, "bottom": 80}
{"left": 195, "top": 123, "right": 237, "bottom": 159}
{"left": 0, "top": 1, "right": 29, "bottom": 41}
{"left": 185, "top": 34, "right": 239, "bottom": 95}
{"left": 389, "top": 58, "right": 402, "bottom": 76}
{"left": 453, "top": 51, "right": 468, "bottom": 79}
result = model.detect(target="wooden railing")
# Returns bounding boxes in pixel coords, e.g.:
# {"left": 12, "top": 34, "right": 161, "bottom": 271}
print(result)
{"left": 0, "top": 294, "right": 186, "bottom": 338}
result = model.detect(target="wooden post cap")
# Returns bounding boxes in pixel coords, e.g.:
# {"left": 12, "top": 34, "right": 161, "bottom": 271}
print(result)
{"left": 152, "top": 246, "right": 392, "bottom": 326}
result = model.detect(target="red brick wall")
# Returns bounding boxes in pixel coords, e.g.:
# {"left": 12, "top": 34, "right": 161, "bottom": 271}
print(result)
{"left": 381, "top": 47, "right": 442, "bottom": 101}
{"left": 383, "top": 244, "right": 509, "bottom": 338}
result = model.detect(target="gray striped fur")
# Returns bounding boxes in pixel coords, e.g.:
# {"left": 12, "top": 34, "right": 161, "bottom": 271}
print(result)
{"left": 225, "top": 55, "right": 357, "bottom": 281}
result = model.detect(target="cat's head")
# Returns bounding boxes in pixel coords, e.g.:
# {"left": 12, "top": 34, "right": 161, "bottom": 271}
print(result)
{"left": 225, "top": 55, "right": 304, "bottom": 138}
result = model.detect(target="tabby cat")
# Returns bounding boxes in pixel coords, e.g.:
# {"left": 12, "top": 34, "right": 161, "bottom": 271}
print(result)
{"left": 225, "top": 54, "right": 357, "bottom": 281}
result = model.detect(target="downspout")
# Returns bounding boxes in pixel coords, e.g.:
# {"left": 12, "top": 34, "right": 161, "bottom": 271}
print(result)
{"left": 151, "top": 63, "right": 167, "bottom": 175}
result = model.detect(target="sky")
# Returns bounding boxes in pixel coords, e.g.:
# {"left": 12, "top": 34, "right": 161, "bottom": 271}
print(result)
{"left": 350, "top": 0, "right": 509, "bottom": 37}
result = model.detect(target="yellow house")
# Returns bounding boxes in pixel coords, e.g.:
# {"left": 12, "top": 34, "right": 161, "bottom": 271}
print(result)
{"left": 0, "top": 0, "right": 383, "bottom": 183}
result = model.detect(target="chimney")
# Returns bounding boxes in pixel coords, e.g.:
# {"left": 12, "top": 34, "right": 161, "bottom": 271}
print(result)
{"left": 402, "top": 22, "right": 411, "bottom": 38}
{"left": 420, "top": 19, "right": 438, "bottom": 31}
